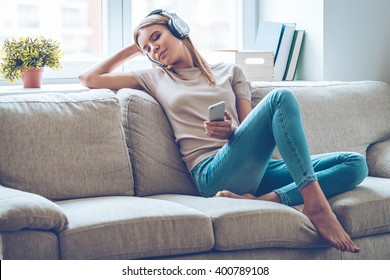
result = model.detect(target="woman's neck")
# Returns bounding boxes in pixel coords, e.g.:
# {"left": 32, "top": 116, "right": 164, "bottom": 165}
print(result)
{"left": 171, "top": 47, "right": 194, "bottom": 69}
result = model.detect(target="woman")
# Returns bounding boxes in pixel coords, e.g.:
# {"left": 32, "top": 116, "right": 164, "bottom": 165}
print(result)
{"left": 79, "top": 10, "right": 368, "bottom": 253}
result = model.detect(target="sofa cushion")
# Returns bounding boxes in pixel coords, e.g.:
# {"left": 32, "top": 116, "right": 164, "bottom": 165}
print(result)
{"left": 0, "top": 185, "right": 68, "bottom": 232}
{"left": 251, "top": 81, "right": 390, "bottom": 157}
{"left": 151, "top": 194, "right": 327, "bottom": 251}
{"left": 329, "top": 176, "right": 390, "bottom": 238}
{"left": 57, "top": 196, "right": 213, "bottom": 259}
{"left": 366, "top": 140, "right": 390, "bottom": 178}
{"left": 117, "top": 89, "right": 198, "bottom": 196}
{"left": 0, "top": 90, "right": 134, "bottom": 200}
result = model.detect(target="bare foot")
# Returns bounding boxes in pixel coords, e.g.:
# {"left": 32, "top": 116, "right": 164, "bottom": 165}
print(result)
{"left": 301, "top": 182, "right": 360, "bottom": 253}
{"left": 215, "top": 190, "right": 256, "bottom": 199}
{"left": 302, "top": 204, "right": 360, "bottom": 253}
{"left": 215, "top": 190, "right": 282, "bottom": 203}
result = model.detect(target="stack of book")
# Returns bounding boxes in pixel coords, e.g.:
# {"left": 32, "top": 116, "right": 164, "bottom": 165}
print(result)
{"left": 255, "top": 21, "right": 305, "bottom": 81}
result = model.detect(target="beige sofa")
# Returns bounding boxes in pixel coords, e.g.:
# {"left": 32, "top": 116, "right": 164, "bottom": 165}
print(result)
{"left": 0, "top": 81, "right": 389, "bottom": 260}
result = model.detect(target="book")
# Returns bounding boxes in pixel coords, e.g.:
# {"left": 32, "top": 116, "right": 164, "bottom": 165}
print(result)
{"left": 255, "top": 21, "right": 296, "bottom": 81}
{"left": 254, "top": 21, "right": 284, "bottom": 61}
{"left": 284, "top": 30, "right": 305, "bottom": 81}
{"left": 273, "top": 23, "right": 296, "bottom": 81}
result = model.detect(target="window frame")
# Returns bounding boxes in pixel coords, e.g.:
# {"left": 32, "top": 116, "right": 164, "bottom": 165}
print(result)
{"left": 0, "top": 0, "right": 258, "bottom": 86}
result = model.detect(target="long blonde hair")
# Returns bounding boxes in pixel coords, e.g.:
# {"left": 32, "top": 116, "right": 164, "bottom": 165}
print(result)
{"left": 134, "top": 14, "right": 216, "bottom": 86}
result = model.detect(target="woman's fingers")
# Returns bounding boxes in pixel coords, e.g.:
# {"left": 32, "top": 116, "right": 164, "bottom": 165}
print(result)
{"left": 204, "top": 120, "right": 233, "bottom": 139}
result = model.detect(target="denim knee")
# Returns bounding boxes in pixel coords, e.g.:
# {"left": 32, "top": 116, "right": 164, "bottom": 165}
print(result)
{"left": 346, "top": 152, "right": 368, "bottom": 186}
{"left": 269, "top": 88, "right": 296, "bottom": 106}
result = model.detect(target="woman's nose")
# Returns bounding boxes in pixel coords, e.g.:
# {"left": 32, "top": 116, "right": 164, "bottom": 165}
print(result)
{"left": 152, "top": 44, "right": 159, "bottom": 54}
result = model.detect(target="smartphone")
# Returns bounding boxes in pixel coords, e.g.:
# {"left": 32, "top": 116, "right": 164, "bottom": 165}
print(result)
{"left": 208, "top": 101, "right": 226, "bottom": 122}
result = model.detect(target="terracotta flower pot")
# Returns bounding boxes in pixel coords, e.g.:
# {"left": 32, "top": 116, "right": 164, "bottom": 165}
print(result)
{"left": 22, "top": 68, "right": 44, "bottom": 88}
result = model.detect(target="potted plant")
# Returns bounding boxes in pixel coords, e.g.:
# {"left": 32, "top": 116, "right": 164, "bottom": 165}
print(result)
{"left": 0, "top": 36, "right": 63, "bottom": 88}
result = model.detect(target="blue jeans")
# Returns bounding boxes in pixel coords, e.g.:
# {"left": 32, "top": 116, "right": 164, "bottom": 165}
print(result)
{"left": 191, "top": 89, "right": 368, "bottom": 206}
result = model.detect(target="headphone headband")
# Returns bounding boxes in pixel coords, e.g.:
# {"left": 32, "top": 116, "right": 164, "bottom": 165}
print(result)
{"left": 146, "top": 9, "right": 190, "bottom": 39}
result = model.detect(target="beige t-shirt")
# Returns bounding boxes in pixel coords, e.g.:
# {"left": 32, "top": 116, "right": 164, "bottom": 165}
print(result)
{"left": 131, "top": 62, "right": 251, "bottom": 171}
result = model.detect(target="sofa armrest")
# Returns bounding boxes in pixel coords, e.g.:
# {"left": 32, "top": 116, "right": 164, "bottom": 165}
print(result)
{"left": 366, "top": 139, "right": 390, "bottom": 178}
{"left": 0, "top": 185, "right": 68, "bottom": 232}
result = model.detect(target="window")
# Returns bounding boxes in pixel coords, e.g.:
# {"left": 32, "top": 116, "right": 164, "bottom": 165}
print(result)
{"left": 0, "top": 0, "right": 102, "bottom": 61}
{"left": 0, "top": 0, "right": 256, "bottom": 85}
{"left": 0, "top": 0, "right": 103, "bottom": 84}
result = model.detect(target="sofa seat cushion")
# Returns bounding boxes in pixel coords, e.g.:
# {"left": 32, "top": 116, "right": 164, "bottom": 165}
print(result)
{"left": 0, "top": 90, "right": 134, "bottom": 200}
{"left": 251, "top": 81, "right": 390, "bottom": 157}
{"left": 151, "top": 194, "right": 327, "bottom": 251}
{"left": 57, "top": 196, "right": 213, "bottom": 259}
{"left": 117, "top": 89, "right": 198, "bottom": 196}
{"left": 329, "top": 176, "right": 390, "bottom": 238}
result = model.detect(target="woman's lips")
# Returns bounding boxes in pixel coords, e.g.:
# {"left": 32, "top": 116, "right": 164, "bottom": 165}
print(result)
{"left": 158, "top": 49, "right": 167, "bottom": 61}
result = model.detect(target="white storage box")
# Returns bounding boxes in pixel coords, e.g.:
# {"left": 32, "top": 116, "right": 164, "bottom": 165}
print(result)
{"left": 203, "top": 50, "right": 274, "bottom": 82}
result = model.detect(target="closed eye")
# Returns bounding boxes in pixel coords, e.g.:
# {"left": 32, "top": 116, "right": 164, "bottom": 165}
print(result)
{"left": 142, "top": 31, "right": 162, "bottom": 54}
{"left": 152, "top": 33, "right": 161, "bottom": 41}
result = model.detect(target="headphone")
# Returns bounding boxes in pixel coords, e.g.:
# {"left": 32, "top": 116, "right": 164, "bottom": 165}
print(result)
{"left": 144, "top": 9, "right": 190, "bottom": 68}
{"left": 147, "top": 9, "right": 190, "bottom": 39}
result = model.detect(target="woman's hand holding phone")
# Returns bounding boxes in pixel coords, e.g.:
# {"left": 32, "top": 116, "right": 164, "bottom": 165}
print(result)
{"left": 204, "top": 111, "right": 236, "bottom": 140}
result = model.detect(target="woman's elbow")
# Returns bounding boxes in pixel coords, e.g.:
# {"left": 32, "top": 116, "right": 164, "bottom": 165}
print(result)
{"left": 78, "top": 72, "right": 88, "bottom": 86}
{"left": 78, "top": 72, "right": 96, "bottom": 88}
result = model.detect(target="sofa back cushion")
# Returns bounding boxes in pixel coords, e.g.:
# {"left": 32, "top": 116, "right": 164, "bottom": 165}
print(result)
{"left": 117, "top": 89, "right": 198, "bottom": 196}
{"left": 0, "top": 90, "right": 134, "bottom": 200}
{"left": 251, "top": 81, "right": 390, "bottom": 157}
{"left": 366, "top": 140, "right": 390, "bottom": 178}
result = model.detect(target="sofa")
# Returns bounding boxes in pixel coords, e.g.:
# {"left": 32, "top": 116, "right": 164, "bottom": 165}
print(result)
{"left": 0, "top": 80, "right": 389, "bottom": 260}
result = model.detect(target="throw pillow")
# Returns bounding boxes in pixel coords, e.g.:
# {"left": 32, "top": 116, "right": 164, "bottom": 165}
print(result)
{"left": 366, "top": 140, "right": 390, "bottom": 178}
{"left": 0, "top": 185, "right": 68, "bottom": 232}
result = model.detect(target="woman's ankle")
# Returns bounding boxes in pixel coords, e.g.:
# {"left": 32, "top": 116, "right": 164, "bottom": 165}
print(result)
{"left": 300, "top": 181, "right": 331, "bottom": 211}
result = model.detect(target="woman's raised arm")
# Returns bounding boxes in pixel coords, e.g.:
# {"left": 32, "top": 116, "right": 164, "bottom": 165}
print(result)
{"left": 78, "top": 43, "right": 144, "bottom": 90}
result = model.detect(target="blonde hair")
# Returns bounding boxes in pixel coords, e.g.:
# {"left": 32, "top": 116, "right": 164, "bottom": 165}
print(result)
{"left": 134, "top": 14, "right": 216, "bottom": 86}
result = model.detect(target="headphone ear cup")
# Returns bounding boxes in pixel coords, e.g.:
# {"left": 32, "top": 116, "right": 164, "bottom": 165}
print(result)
{"left": 168, "top": 13, "right": 190, "bottom": 39}
{"left": 167, "top": 19, "right": 185, "bottom": 39}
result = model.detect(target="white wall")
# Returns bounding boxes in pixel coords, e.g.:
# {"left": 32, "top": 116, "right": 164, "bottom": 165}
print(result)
{"left": 323, "top": 0, "right": 390, "bottom": 83}
{"left": 256, "top": 0, "right": 390, "bottom": 84}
